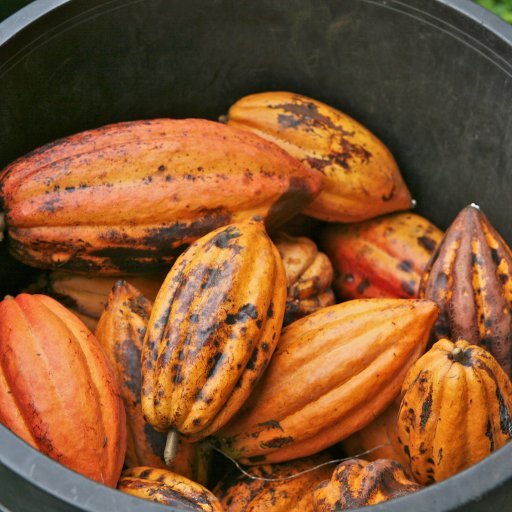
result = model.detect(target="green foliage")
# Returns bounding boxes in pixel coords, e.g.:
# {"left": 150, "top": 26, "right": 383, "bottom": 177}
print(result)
{"left": 477, "top": 0, "right": 512, "bottom": 23}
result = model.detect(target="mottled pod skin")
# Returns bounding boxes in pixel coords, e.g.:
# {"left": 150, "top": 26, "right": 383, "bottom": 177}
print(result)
{"left": 341, "top": 399, "right": 409, "bottom": 471}
{"left": 224, "top": 91, "right": 412, "bottom": 222}
{"left": 0, "top": 294, "right": 126, "bottom": 487}
{"left": 0, "top": 118, "right": 322, "bottom": 275}
{"left": 216, "top": 298, "right": 439, "bottom": 464}
{"left": 312, "top": 458, "right": 422, "bottom": 510}
{"left": 320, "top": 212, "right": 443, "bottom": 301}
{"left": 95, "top": 281, "right": 210, "bottom": 484}
{"left": 213, "top": 454, "right": 333, "bottom": 512}
{"left": 28, "top": 271, "right": 164, "bottom": 331}
{"left": 419, "top": 204, "right": 512, "bottom": 376}
{"left": 118, "top": 466, "right": 223, "bottom": 512}
{"left": 273, "top": 232, "right": 335, "bottom": 325}
{"left": 397, "top": 339, "right": 512, "bottom": 485}
{"left": 141, "top": 218, "right": 287, "bottom": 441}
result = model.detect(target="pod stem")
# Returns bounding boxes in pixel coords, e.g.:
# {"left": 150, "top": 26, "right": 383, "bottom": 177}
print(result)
{"left": 164, "top": 429, "right": 179, "bottom": 466}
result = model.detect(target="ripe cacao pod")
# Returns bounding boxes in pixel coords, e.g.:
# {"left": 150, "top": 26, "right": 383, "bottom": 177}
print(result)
{"left": 0, "top": 294, "right": 126, "bottom": 487}
{"left": 341, "top": 399, "right": 408, "bottom": 470}
{"left": 320, "top": 212, "right": 443, "bottom": 300}
{"left": 95, "top": 281, "right": 210, "bottom": 484}
{"left": 118, "top": 466, "right": 223, "bottom": 511}
{"left": 0, "top": 118, "right": 322, "bottom": 275}
{"left": 141, "top": 218, "right": 287, "bottom": 444}
{"left": 273, "top": 232, "right": 335, "bottom": 325}
{"left": 27, "top": 271, "right": 164, "bottom": 331}
{"left": 213, "top": 453, "right": 333, "bottom": 512}
{"left": 397, "top": 338, "right": 512, "bottom": 485}
{"left": 216, "top": 298, "right": 438, "bottom": 464}
{"left": 223, "top": 91, "right": 412, "bottom": 222}
{"left": 419, "top": 204, "right": 512, "bottom": 376}
{"left": 312, "top": 458, "right": 422, "bottom": 510}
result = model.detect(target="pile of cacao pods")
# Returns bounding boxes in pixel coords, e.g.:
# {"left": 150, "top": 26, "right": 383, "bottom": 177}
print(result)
{"left": 0, "top": 91, "right": 511, "bottom": 512}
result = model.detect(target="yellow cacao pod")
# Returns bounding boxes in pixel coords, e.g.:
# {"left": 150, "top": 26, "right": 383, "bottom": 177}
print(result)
{"left": 141, "top": 218, "right": 287, "bottom": 443}
{"left": 224, "top": 91, "right": 412, "bottom": 222}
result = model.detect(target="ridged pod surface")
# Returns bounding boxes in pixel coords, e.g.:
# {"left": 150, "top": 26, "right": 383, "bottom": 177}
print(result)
{"left": 27, "top": 271, "right": 164, "bottom": 331}
{"left": 213, "top": 454, "right": 333, "bottom": 512}
{"left": 0, "top": 294, "right": 126, "bottom": 487}
{"left": 216, "top": 298, "right": 438, "bottom": 464}
{"left": 419, "top": 205, "right": 512, "bottom": 376}
{"left": 141, "top": 218, "right": 287, "bottom": 441}
{"left": 95, "top": 281, "right": 210, "bottom": 484}
{"left": 341, "top": 399, "right": 408, "bottom": 470}
{"left": 397, "top": 339, "right": 512, "bottom": 485}
{"left": 224, "top": 91, "right": 412, "bottom": 222}
{"left": 320, "top": 212, "right": 443, "bottom": 301}
{"left": 118, "top": 466, "right": 223, "bottom": 512}
{"left": 273, "top": 232, "right": 335, "bottom": 325}
{"left": 312, "top": 458, "right": 422, "bottom": 510}
{"left": 0, "top": 118, "right": 322, "bottom": 275}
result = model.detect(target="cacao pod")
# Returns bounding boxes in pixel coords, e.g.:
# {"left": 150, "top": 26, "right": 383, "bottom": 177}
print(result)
{"left": 223, "top": 91, "right": 412, "bottom": 222}
{"left": 341, "top": 399, "right": 408, "bottom": 470}
{"left": 95, "top": 281, "right": 210, "bottom": 484}
{"left": 312, "top": 458, "right": 422, "bottom": 510}
{"left": 0, "top": 294, "right": 126, "bottom": 487}
{"left": 141, "top": 218, "right": 287, "bottom": 444}
{"left": 273, "top": 232, "right": 335, "bottom": 325}
{"left": 118, "top": 466, "right": 223, "bottom": 511}
{"left": 215, "top": 298, "right": 438, "bottom": 464}
{"left": 419, "top": 204, "right": 512, "bottom": 376}
{"left": 213, "top": 454, "right": 333, "bottom": 512}
{"left": 397, "top": 338, "right": 512, "bottom": 485}
{"left": 27, "top": 271, "right": 164, "bottom": 331}
{"left": 0, "top": 118, "right": 322, "bottom": 275}
{"left": 320, "top": 212, "right": 443, "bottom": 300}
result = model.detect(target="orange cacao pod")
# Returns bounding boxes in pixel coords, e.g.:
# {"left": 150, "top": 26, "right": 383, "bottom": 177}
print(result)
{"left": 0, "top": 294, "right": 126, "bottom": 487}
{"left": 224, "top": 91, "right": 412, "bottom": 222}
{"left": 312, "top": 458, "right": 422, "bottom": 510}
{"left": 419, "top": 204, "right": 512, "bottom": 376}
{"left": 118, "top": 466, "right": 223, "bottom": 511}
{"left": 213, "top": 454, "right": 333, "bottom": 512}
{"left": 397, "top": 339, "right": 512, "bottom": 485}
{"left": 216, "top": 298, "right": 438, "bottom": 464}
{"left": 141, "top": 218, "right": 287, "bottom": 444}
{"left": 320, "top": 212, "right": 443, "bottom": 300}
{"left": 0, "top": 118, "right": 322, "bottom": 275}
{"left": 95, "top": 281, "right": 210, "bottom": 484}
{"left": 273, "top": 232, "right": 335, "bottom": 325}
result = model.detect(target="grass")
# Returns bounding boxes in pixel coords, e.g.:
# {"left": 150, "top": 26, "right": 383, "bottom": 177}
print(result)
{"left": 476, "top": 0, "right": 512, "bottom": 22}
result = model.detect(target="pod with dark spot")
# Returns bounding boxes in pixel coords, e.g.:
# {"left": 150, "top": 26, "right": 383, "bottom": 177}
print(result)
{"left": 273, "top": 232, "right": 335, "bottom": 325}
{"left": 224, "top": 91, "right": 412, "bottom": 222}
{"left": 397, "top": 338, "right": 512, "bottom": 485}
{"left": 117, "top": 466, "right": 222, "bottom": 511}
{"left": 0, "top": 118, "right": 322, "bottom": 275}
{"left": 141, "top": 219, "right": 287, "bottom": 443}
{"left": 216, "top": 298, "right": 438, "bottom": 464}
{"left": 95, "top": 281, "right": 210, "bottom": 484}
{"left": 213, "top": 453, "right": 333, "bottom": 512}
{"left": 419, "top": 204, "right": 512, "bottom": 376}
{"left": 312, "top": 458, "right": 422, "bottom": 510}
{"left": 320, "top": 212, "right": 443, "bottom": 301}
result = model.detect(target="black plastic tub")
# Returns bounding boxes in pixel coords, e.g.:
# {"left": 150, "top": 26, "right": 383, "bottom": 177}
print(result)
{"left": 1, "top": 0, "right": 512, "bottom": 511}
